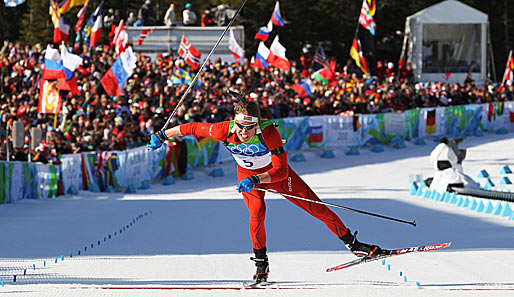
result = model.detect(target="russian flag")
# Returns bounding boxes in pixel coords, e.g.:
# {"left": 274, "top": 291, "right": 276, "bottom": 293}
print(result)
{"left": 100, "top": 46, "right": 137, "bottom": 97}
{"left": 267, "top": 36, "right": 290, "bottom": 71}
{"left": 254, "top": 42, "right": 270, "bottom": 70}
{"left": 90, "top": 2, "right": 103, "bottom": 47}
{"left": 58, "top": 44, "right": 83, "bottom": 95}
{"left": 291, "top": 78, "right": 315, "bottom": 98}
{"left": 254, "top": 20, "right": 272, "bottom": 42}
{"left": 42, "top": 45, "right": 65, "bottom": 80}
{"left": 270, "top": 2, "right": 285, "bottom": 27}
{"left": 307, "top": 125, "right": 323, "bottom": 143}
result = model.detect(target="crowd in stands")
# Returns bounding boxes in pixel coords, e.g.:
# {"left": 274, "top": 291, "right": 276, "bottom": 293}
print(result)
{"left": 1, "top": 33, "right": 513, "bottom": 163}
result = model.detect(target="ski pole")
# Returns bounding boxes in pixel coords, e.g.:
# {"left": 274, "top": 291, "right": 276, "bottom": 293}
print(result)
{"left": 160, "top": 0, "right": 248, "bottom": 131}
{"left": 254, "top": 188, "right": 417, "bottom": 227}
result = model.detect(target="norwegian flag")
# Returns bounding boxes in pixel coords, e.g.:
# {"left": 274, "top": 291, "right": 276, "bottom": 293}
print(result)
{"left": 178, "top": 35, "right": 201, "bottom": 70}
{"left": 137, "top": 27, "right": 156, "bottom": 46}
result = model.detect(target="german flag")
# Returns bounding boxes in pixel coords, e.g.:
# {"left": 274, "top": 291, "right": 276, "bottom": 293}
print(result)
{"left": 350, "top": 38, "right": 369, "bottom": 75}
{"left": 426, "top": 109, "right": 436, "bottom": 134}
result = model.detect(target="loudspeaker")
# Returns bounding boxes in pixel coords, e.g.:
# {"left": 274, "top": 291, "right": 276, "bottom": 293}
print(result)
{"left": 12, "top": 120, "right": 24, "bottom": 148}
{"left": 30, "top": 127, "right": 42, "bottom": 150}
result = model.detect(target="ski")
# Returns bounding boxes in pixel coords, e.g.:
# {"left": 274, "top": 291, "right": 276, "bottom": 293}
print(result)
{"left": 243, "top": 281, "right": 274, "bottom": 288}
{"left": 326, "top": 242, "right": 452, "bottom": 272}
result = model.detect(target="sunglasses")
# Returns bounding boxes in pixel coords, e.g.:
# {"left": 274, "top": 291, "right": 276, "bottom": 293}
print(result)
{"left": 235, "top": 120, "right": 257, "bottom": 130}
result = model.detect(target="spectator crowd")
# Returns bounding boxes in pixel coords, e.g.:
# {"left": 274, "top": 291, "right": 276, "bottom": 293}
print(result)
{"left": 1, "top": 28, "right": 513, "bottom": 163}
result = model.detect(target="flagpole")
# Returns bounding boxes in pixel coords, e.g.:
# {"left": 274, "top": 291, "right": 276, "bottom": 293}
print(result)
{"left": 160, "top": 0, "right": 248, "bottom": 131}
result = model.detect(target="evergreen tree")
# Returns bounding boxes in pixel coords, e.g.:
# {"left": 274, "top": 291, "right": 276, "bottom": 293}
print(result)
{"left": 19, "top": 0, "right": 52, "bottom": 46}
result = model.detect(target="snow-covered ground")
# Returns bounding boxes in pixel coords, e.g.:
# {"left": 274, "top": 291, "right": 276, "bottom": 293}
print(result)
{"left": 1, "top": 132, "right": 514, "bottom": 296}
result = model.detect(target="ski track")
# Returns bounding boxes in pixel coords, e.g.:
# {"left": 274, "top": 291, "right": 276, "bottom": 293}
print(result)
{"left": 1, "top": 132, "right": 514, "bottom": 296}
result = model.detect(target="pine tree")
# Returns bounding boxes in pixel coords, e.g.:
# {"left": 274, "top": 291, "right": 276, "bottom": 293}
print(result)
{"left": 19, "top": 0, "right": 53, "bottom": 45}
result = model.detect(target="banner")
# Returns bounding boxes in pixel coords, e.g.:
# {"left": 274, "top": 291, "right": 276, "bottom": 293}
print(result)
{"left": 61, "top": 153, "right": 83, "bottom": 193}
{"left": 35, "top": 164, "right": 59, "bottom": 199}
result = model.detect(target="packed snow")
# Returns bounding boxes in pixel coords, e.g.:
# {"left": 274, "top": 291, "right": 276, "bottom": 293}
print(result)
{"left": 1, "top": 132, "right": 514, "bottom": 296}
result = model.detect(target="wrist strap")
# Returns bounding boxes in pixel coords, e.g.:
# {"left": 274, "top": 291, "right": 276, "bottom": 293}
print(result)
{"left": 156, "top": 130, "right": 168, "bottom": 143}
{"left": 249, "top": 175, "right": 260, "bottom": 187}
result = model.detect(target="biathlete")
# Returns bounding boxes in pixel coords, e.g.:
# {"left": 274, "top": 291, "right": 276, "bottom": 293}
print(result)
{"left": 147, "top": 93, "right": 385, "bottom": 283}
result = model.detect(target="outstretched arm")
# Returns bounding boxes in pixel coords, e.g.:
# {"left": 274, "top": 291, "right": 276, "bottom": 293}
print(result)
{"left": 147, "top": 122, "right": 230, "bottom": 150}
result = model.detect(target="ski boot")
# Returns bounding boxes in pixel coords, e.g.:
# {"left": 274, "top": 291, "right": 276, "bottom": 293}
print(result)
{"left": 250, "top": 247, "right": 269, "bottom": 284}
{"left": 341, "top": 230, "right": 386, "bottom": 258}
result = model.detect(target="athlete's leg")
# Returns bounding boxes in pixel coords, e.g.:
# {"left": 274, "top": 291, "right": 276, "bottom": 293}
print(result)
{"left": 265, "top": 167, "right": 349, "bottom": 238}
{"left": 241, "top": 189, "right": 267, "bottom": 250}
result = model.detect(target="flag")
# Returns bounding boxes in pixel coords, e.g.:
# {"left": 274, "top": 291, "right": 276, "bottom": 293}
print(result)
{"left": 59, "top": 0, "right": 89, "bottom": 14}
{"left": 502, "top": 50, "right": 514, "bottom": 88}
{"left": 229, "top": 28, "right": 245, "bottom": 64}
{"left": 253, "top": 42, "right": 270, "bottom": 70}
{"left": 250, "top": 56, "right": 269, "bottom": 70}
{"left": 311, "top": 66, "right": 336, "bottom": 86}
{"left": 113, "top": 20, "right": 127, "bottom": 54}
{"left": 488, "top": 103, "right": 494, "bottom": 122}
{"left": 426, "top": 109, "right": 436, "bottom": 134}
{"left": 42, "top": 45, "right": 65, "bottom": 79}
{"left": 270, "top": 1, "right": 285, "bottom": 27}
{"left": 4, "top": 0, "right": 26, "bottom": 7}
{"left": 75, "top": 1, "right": 89, "bottom": 33}
{"left": 137, "top": 27, "right": 156, "bottom": 46}
{"left": 57, "top": 44, "right": 83, "bottom": 95}
{"left": 307, "top": 125, "right": 323, "bottom": 143}
{"left": 350, "top": 37, "right": 369, "bottom": 75}
{"left": 90, "top": 2, "right": 103, "bottom": 47}
{"left": 49, "top": 1, "right": 69, "bottom": 44}
{"left": 291, "top": 78, "right": 315, "bottom": 98}
{"left": 254, "top": 20, "right": 272, "bottom": 42}
{"left": 312, "top": 44, "right": 329, "bottom": 71}
{"left": 358, "top": 0, "right": 376, "bottom": 35}
{"left": 100, "top": 46, "right": 137, "bottom": 97}
{"left": 57, "top": 16, "right": 70, "bottom": 43}
{"left": 267, "top": 36, "right": 290, "bottom": 71}
{"left": 510, "top": 111, "right": 514, "bottom": 123}
{"left": 82, "top": 2, "right": 102, "bottom": 47}
{"left": 38, "top": 80, "right": 62, "bottom": 114}
{"left": 178, "top": 35, "right": 201, "bottom": 70}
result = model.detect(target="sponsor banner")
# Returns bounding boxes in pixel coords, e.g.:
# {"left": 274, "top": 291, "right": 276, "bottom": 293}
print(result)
{"left": 60, "top": 154, "right": 83, "bottom": 192}
{"left": 121, "top": 146, "right": 149, "bottom": 186}
{"left": 325, "top": 115, "right": 358, "bottom": 147}
{"left": 35, "top": 163, "right": 59, "bottom": 199}
{"left": 384, "top": 112, "right": 406, "bottom": 137}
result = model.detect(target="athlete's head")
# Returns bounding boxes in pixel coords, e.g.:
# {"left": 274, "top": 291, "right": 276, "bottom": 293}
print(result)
{"left": 234, "top": 100, "right": 260, "bottom": 142}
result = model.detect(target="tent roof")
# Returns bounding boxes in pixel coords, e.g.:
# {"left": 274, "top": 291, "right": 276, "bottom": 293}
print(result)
{"left": 407, "top": 0, "right": 488, "bottom": 24}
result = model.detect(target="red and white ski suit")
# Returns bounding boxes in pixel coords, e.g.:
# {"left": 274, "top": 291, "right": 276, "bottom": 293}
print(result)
{"left": 180, "top": 120, "right": 349, "bottom": 250}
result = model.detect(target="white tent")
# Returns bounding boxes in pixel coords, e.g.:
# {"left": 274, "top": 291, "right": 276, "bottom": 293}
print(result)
{"left": 401, "top": 0, "right": 488, "bottom": 83}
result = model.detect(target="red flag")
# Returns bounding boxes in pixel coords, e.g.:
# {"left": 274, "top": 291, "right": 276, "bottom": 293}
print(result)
{"left": 137, "top": 27, "right": 156, "bottom": 46}
{"left": 112, "top": 20, "right": 127, "bottom": 54}
{"left": 58, "top": 76, "right": 80, "bottom": 95}
{"left": 178, "top": 35, "right": 201, "bottom": 69}
{"left": 38, "top": 80, "right": 62, "bottom": 114}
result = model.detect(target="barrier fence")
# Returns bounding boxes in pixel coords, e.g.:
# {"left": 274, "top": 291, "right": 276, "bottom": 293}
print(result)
{"left": 1, "top": 102, "right": 513, "bottom": 203}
